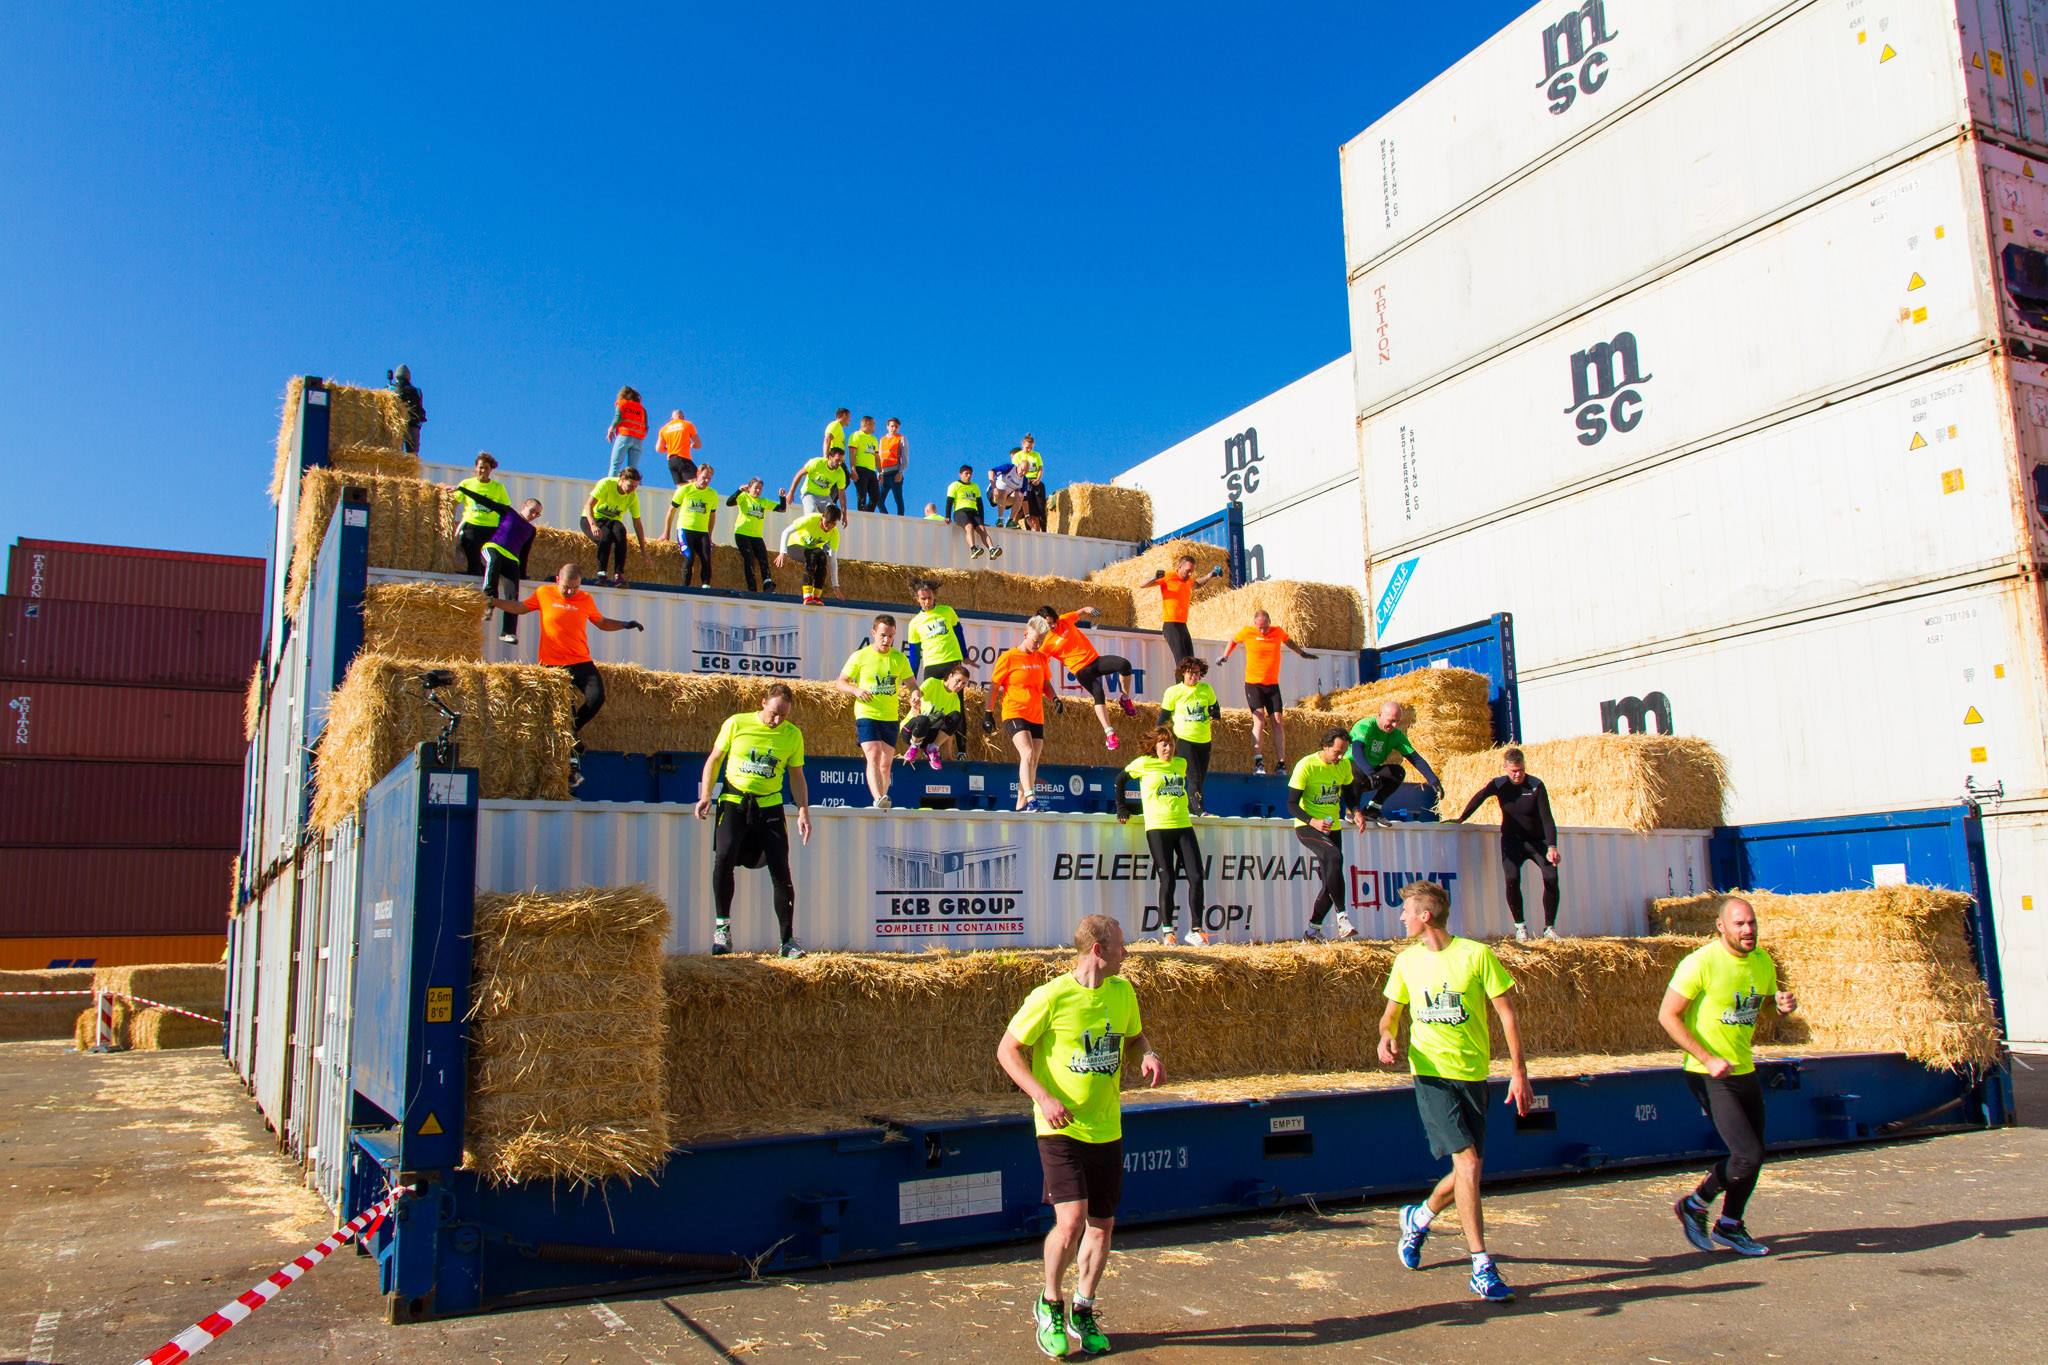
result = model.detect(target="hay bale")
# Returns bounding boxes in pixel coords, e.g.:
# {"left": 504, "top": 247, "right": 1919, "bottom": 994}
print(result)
{"left": 96, "top": 963, "right": 224, "bottom": 1018}
{"left": 363, "top": 581, "right": 488, "bottom": 663}
{"left": 270, "top": 377, "right": 303, "bottom": 501}
{"left": 310, "top": 655, "right": 576, "bottom": 829}
{"left": 285, "top": 468, "right": 464, "bottom": 617}
{"left": 329, "top": 443, "right": 422, "bottom": 480}
{"left": 327, "top": 382, "right": 414, "bottom": 452}
{"left": 583, "top": 670, "right": 861, "bottom": 762}
{"left": 969, "top": 571, "right": 1135, "bottom": 628}
{"left": 515, "top": 523, "right": 686, "bottom": 588}
{"left": 1050, "top": 483, "right": 1151, "bottom": 542}
{"left": 127, "top": 1007, "right": 222, "bottom": 1050}
{"left": 1187, "top": 581, "right": 1365, "bottom": 653}
{"left": 73, "top": 1000, "right": 133, "bottom": 1050}
{"left": 1437, "top": 736, "right": 1728, "bottom": 831}
{"left": 1305, "top": 670, "right": 1495, "bottom": 758}
{"left": 0, "top": 968, "right": 95, "bottom": 1042}
{"left": 245, "top": 663, "right": 264, "bottom": 742}
{"left": 467, "top": 887, "right": 672, "bottom": 1185}
{"left": 1089, "top": 541, "right": 1231, "bottom": 631}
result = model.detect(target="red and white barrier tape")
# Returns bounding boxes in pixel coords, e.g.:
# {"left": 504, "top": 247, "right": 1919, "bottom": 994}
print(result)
{"left": 0, "top": 989, "right": 94, "bottom": 997}
{"left": 0, "top": 989, "right": 222, "bottom": 1026}
{"left": 134, "top": 1185, "right": 414, "bottom": 1365}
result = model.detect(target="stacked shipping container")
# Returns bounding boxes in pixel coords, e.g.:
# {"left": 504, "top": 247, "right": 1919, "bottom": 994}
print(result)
{"left": 0, "top": 538, "right": 262, "bottom": 968}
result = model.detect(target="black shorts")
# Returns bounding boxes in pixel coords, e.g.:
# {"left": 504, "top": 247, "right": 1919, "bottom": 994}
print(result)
{"left": 713, "top": 797, "right": 788, "bottom": 871}
{"left": 1073, "top": 657, "right": 1131, "bottom": 704}
{"left": 1039, "top": 1134, "right": 1123, "bottom": 1218}
{"left": 1414, "top": 1075, "right": 1488, "bottom": 1160}
{"left": 1245, "top": 683, "right": 1283, "bottom": 714}
{"left": 921, "top": 660, "right": 963, "bottom": 682}
{"left": 1004, "top": 718, "right": 1045, "bottom": 740}
{"left": 1024, "top": 481, "right": 1048, "bottom": 520}
{"left": 952, "top": 508, "right": 984, "bottom": 528}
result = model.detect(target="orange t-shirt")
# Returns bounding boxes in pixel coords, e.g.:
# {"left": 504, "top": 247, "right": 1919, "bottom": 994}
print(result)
{"left": 878, "top": 433, "right": 905, "bottom": 469}
{"left": 992, "top": 647, "right": 1052, "bottom": 724}
{"left": 1233, "top": 625, "right": 1290, "bottom": 686}
{"left": 614, "top": 399, "right": 648, "bottom": 440}
{"left": 1154, "top": 575, "right": 1193, "bottom": 625}
{"left": 526, "top": 583, "right": 605, "bottom": 667}
{"left": 656, "top": 418, "right": 699, "bottom": 457}
{"left": 1042, "top": 611, "right": 1101, "bottom": 674}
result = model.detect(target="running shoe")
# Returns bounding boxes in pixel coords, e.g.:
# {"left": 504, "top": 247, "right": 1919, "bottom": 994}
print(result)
{"left": 1397, "top": 1203, "right": 1430, "bottom": 1269}
{"left": 904, "top": 744, "right": 925, "bottom": 765}
{"left": 1033, "top": 1299, "right": 1070, "bottom": 1359}
{"left": 1182, "top": 929, "right": 1211, "bottom": 947}
{"left": 1674, "top": 1196, "right": 1714, "bottom": 1252}
{"left": 1118, "top": 696, "right": 1137, "bottom": 717}
{"left": 1331, "top": 912, "right": 1360, "bottom": 941}
{"left": 1541, "top": 926, "right": 1559, "bottom": 941}
{"left": 1711, "top": 1219, "right": 1769, "bottom": 1257}
{"left": 568, "top": 755, "right": 584, "bottom": 789}
{"left": 970, "top": 546, "right": 985, "bottom": 560}
{"left": 1069, "top": 1303, "right": 1110, "bottom": 1356}
{"left": 711, "top": 924, "right": 733, "bottom": 957}
{"left": 1105, "top": 733, "right": 1120, "bottom": 752}
{"left": 990, "top": 546, "right": 1004, "bottom": 559}
{"left": 1513, "top": 924, "right": 1530, "bottom": 943}
{"left": 780, "top": 938, "right": 807, "bottom": 960}
{"left": 762, "top": 578, "right": 776, "bottom": 593}
{"left": 1469, "top": 1261, "right": 1515, "bottom": 1302}
{"left": 1157, "top": 927, "right": 1178, "bottom": 946}
{"left": 498, "top": 630, "right": 517, "bottom": 644}
{"left": 1253, "top": 756, "right": 1267, "bottom": 776}
{"left": 1021, "top": 800, "right": 1049, "bottom": 814}
{"left": 1301, "top": 924, "right": 1326, "bottom": 942}
{"left": 927, "top": 750, "right": 942, "bottom": 771}
{"left": 876, "top": 797, "right": 893, "bottom": 811}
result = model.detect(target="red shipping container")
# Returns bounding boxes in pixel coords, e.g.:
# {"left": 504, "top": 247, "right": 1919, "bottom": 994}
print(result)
{"left": 0, "top": 847, "right": 235, "bottom": 937}
{"left": 0, "top": 760, "right": 243, "bottom": 847}
{"left": 7, "top": 539, "right": 265, "bottom": 613}
{"left": 0, "top": 597, "right": 261, "bottom": 691}
{"left": 0, "top": 680, "right": 247, "bottom": 764}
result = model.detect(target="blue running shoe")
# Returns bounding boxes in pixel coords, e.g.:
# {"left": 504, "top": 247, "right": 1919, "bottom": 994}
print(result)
{"left": 1469, "top": 1260, "right": 1515, "bottom": 1302}
{"left": 1711, "top": 1219, "right": 1769, "bottom": 1257}
{"left": 1397, "top": 1204, "right": 1430, "bottom": 1270}
{"left": 1675, "top": 1196, "right": 1714, "bottom": 1252}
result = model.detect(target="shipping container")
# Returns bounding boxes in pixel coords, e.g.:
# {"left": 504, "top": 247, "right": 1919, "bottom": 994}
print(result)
{"left": 1340, "top": 0, "right": 1801, "bottom": 277}
{"left": 1349, "top": 0, "right": 2048, "bottom": 414}
{"left": 1370, "top": 354, "right": 2047, "bottom": 665}
{"left": 0, "top": 679, "right": 247, "bottom": 764}
{"left": 418, "top": 462, "right": 1141, "bottom": 579}
{"left": 0, "top": 847, "right": 237, "bottom": 938}
{"left": 8, "top": 538, "right": 264, "bottom": 613}
{"left": 0, "top": 759, "right": 243, "bottom": 847}
{"left": 0, "top": 597, "right": 261, "bottom": 691}
{"left": 252, "top": 865, "right": 297, "bottom": 1132}
{"left": 1239, "top": 480, "right": 1371, "bottom": 595}
{"left": 1510, "top": 576, "right": 2048, "bottom": 823}
{"left": 0, "top": 933, "right": 225, "bottom": 971}
{"left": 1984, "top": 799, "right": 2048, "bottom": 1044}
{"left": 1361, "top": 137, "right": 2048, "bottom": 557}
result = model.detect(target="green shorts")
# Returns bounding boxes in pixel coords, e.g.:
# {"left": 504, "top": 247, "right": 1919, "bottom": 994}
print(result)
{"left": 1414, "top": 1075, "right": 1488, "bottom": 1160}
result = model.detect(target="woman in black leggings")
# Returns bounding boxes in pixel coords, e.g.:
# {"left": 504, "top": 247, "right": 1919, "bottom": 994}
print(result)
{"left": 1116, "top": 727, "right": 1210, "bottom": 947}
{"left": 1291, "top": 727, "right": 1366, "bottom": 941}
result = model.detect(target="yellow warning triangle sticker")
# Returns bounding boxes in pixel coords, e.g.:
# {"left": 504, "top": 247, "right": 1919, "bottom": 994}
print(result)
{"left": 1964, "top": 706, "right": 1984, "bottom": 724}
{"left": 1974, "top": 51, "right": 1984, "bottom": 68}
{"left": 1907, "top": 272, "right": 1927, "bottom": 290}
{"left": 1880, "top": 43, "right": 1897, "bottom": 63}
{"left": 1910, "top": 431, "right": 1929, "bottom": 450}
{"left": 2029, "top": 162, "right": 2039, "bottom": 179}
{"left": 417, "top": 1112, "right": 444, "bottom": 1136}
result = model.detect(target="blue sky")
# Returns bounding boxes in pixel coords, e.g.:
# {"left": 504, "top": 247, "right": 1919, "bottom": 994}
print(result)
{"left": 0, "top": 4, "right": 1525, "bottom": 563}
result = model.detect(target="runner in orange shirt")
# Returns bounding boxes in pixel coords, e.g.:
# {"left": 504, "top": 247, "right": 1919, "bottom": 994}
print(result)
{"left": 497, "top": 562, "right": 645, "bottom": 786}
{"left": 1145, "top": 555, "right": 1225, "bottom": 666}
{"left": 992, "top": 621, "right": 1064, "bottom": 813}
{"left": 1035, "top": 603, "right": 1135, "bottom": 753}
{"left": 655, "top": 409, "right": 703, "bottom": 485}
{"left": 1215, "top": 609, "right": 1317, "bottom": 775}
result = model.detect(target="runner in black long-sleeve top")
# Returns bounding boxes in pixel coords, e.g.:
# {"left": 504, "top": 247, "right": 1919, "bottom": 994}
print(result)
{"left": 1450, "top": 747, "right": 1563, "bottom": 942}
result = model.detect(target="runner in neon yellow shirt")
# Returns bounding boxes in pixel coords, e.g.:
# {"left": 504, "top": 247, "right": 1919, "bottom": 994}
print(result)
{"left": 997, "top": 915, "right": 1163, "bottom": 1359}
{"left": 1158, "top": 656, "right": 1220, "bottom": 815}
{"left": 907, "top": 579, "right": 966, "bottom": 680}
{"left": 1116, "top": 728, "right": 1209, "bottom": 947}
{"left": 454, "top": 451, "right": 507, "bottom": 574}
{"left": 901, "top": 662, "right": 971, "bottom": 769}
{"left": 1378, "top": 879, "right": 1532, "bottom": 1304}
{"left": 1291, "top": 728, "right": 1364, "bottom": 941}
{"left": 777, "top": 506, "right": 843, "bottom": 605}
{"left": 847, "top": 414, "right": 882, "bottom": 513}
{"left": 692, "top": 684, "right": 812, "bottom": 959}
{"left": 788, "top": 447, "right": 849, "bottom": 518}
{"left": 834, "top": 614, "right": 913, "bottom": 809}
{"left": 724, "top": 477, "right": 787, "bottom": 593}
{"left": 661, "top": 465, "right": 722, "bottom": 589}
{"left": 945, "top": 462, "right": 998, "bottom": 560}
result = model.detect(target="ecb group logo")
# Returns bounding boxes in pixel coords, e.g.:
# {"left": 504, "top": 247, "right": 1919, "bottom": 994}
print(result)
{"left": 872, "top": 842, "right": 1026, "bottom": 937}
{"left": 694, "top": 620, "right": 801, "bottom": 676}
{"left": 1539, "top": 0, "right": 1618, "bottom": 116}
{"left": 1566, "top": 331, "right": 1653, "bottom": 447}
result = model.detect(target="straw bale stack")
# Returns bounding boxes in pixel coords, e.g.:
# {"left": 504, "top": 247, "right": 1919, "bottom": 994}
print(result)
{"left": 1650, "top": 887, "right": 2003, "bottom": 1070}
{"left": 286, "top": 468, "right": 463, "bottom": 616}
{"left": 1089, "top": 541, "right": 1231, "bottom": 631}
{"left": 1437, "top": 736, "right": 1729, "bottom": 831}
{"left": 329, "top": 444, "right": 422, "bottom": 480}
{"left": 328, "top": 382, "right": 414, "bottom": 452}
{"left": 0, "top": 968, "right": 94, "bottom": 1041}
{"left": 969, "top": 572, "right": 1135, "bottom": 628}
{"left": 362, "top": 581, "right": 488, "bottom": 663}
{"left": 97, "top": 963, "right": 225, "bottom": 1016}
{"left": 467, "top": 887, "right": 672, "bottom": 1185}
{"left": 73, "top": 998, "right": 132, "bottom": 1050}
{"left": 244, "top": 663, "right": 264, "bottom": 741}
{"left": 1306, "top": 670, "right": 1496, "bottom": 759}
{"left": 1050, "top": 484, "right": 1152, "bottom": 542}
{"left": 270, "top": 377, "right": 304, "bottom": 500}
{"left": 1187, "top": 581, "right": 1365, "bottom": 653}
{"left": 127, "top": 1008, "right": 223, "bottom": 1050}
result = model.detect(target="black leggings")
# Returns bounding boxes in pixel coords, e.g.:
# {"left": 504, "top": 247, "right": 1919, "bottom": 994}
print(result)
{"left": 1687, "top": 1070, "right": 1766, "bottom": 1221}
{"left": 735, "top": 533, "right": 772, "bottom": 591}
{"left": 1162, "top": 622, "right": 1194, "bottom": 666}
{"left": 1503, "top": 843, "right": 1561, "bottom": 927}
{"left": 902, "top": 711, "right": 965, "bottom": 752}
{"left": 586, "top": 518, "right": 628, "bottom": 578}
{"left": 457, "top": 524, "right": 491, "bottom": 576}
{"left": 801, "top": 547, "right": 831, "bottom": 594}
{"left": 1173, "top": 736, "right": 1211, "bottom": 814}
{"left": 1146, "top": 827, "right": 1205, "bottom": 931}
{"left": 1294, "top": 824, "right": 1344, "bottom": 925}
{"left": 483, "top": 555, "right": 521, "bottom": 640}
{"left": 559, "top": 661, "right": 605, "bottom": 733}
{"left": 682, "top": 529, "right": 714, "bottom": 586}
{"left": 1074, "top": 656, "right": 1134, "bottom": 704}
{"left": 1348, "top": 761, "right": 1405, "bottom": 813}
{"left": 854, "top": 467, "right": 881, "bottom": 512}
{"left": 712, "top": 799, "right": 795, "bottom": 941}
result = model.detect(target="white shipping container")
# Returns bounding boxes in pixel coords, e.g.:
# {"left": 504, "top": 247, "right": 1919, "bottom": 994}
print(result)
{"left": 1510, "top": 576, "right": 2048, "bottom": 823}
{"left": 1361, "top": 137, "right": 2048, "bottom": 557}
{"left": 1240, "top": 480, "right": 1371, "bottom": 597}
{"left": 475, "top": 802, "right": 1708, "bottom": 952}
{"left": 1984, "top": 800, "right": 2048, "bottom": 1045}
{"left": 1349, "top": 0, "right": 2043, "bottom": 414}
{"left": 1370, "top": 354, "right": 2048, "bottom": 665}
{"left": 1340, "top": 0, "right": 1801, "bottom": 276}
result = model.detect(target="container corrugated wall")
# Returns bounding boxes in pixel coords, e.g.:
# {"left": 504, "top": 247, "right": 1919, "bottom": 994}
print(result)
{"left": 0, "top": 933, "right": 223, "bottom": 971}
{"left": 0, "top": 848, "right": 237, "bottom": 937}
{"left": 1984, "top": 798, "right": 2048, "bottom": 1044}
{"left": 307, "top": 817, "right": 361, "bottom": 1210}
{"left": 0, "top": 679, "right": 247, "bottom": 763}
{"left": 0, "top": 759, "right": 244, "bottom": 846}
{"left": 252, "top": 868, "right": 296, "bottom": 1133}
{"left": 7, "top": 539, "right": 266, "bottom": 613}
{"left": 0, "top": 598, "right": 262, "bottom": 690}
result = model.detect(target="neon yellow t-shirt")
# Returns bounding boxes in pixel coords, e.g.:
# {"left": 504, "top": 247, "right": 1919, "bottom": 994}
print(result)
{"left": 1289, "top": 753, "right": 1354, "bottom": 826}
{"left": 589, "top": 477, "right": 642, "bottom": 523}
{"left": 1016, "top": 448, "right": 1044, "bottom": 481}
{"left": 824, "top": 418, "right": 847, "bottom": 452}
{"left": 946, "top": 479, "right": 982, "bottom": 514}
{"left": 917, "top": 676, "right": 963, "bottom": 717}
{"left": 841, "top": 645, "right": 912, "bottom": 722}
{"left": 1669, "top": 941, "right": 1778, "bottom": 1075}
{"left": 458, "top": 477, "right": 508, "bottom": 529}
{"left": 731, "top": 491, "right": 773, "bottom": 539}
{"left": 909, "top": 605, "right": 963, "bottom": 667}
{"left": 713, "top": 712, "right": 806, "bottom": 802}
{"left": 923, "top": 509, "right": 948, "bottom": 522}
{"left": 1007, "top": 973, "right": 1143, "bottom": 1143}
{"left": 800, "top": 457, "right": 847, "bottom": 500}
{"left": 784, "top": 513, "right": 840, "bottom": 553}
{"left": 847, "top": 429, "right": 880, "bottom": 471}
{"left": 1123, "top": 755, "right": 1192, "bottom": 830}
{"left": 1160, "top": 681, "right": 1217, "bottom": 745}
{"left": 671, "top": 484, "right": 720, "bottom": 534}
{"left": 1385, "top": 936, "right": 1515, "bottom": 1082}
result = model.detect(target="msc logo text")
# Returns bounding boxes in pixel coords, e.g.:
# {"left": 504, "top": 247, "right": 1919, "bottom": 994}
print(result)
{"left": 1222, "top": 428, "right": 1261, "bottom": 502}
{"left": 1566, "top": 331, "right": 1652, "bottom": 447}
{"left": 1539, "top": 0, "right": 1618, "bottom": 116}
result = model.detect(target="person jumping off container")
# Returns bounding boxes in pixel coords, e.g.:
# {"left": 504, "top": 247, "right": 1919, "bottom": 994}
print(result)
{"left": 449, "top": 482, "right": 541, "bottom": 644}
{"left": 902, "top": 662, "right": 971, "bottom": 770}
{"left": 694, "top": 683, "right": 812, "bottom": 959}
{"left": 907, "top": 579, "right": 967, "bottom": 681}
{"left": 1147, "top": 555, "right": 1224, "bottom": 666}
{"left": 848, "top": 415, "right": 882, "bottom": 513}
{"left": 1660, "top": 896, "right": 1798, "bottom": 1259}
{"left": 989, "top": 456, "right": 1028, "bottom": 529}
{"left": 1450, "top": 746, "right": 1562, "bottom": 942}
{"left": 997, "top": 914, "right": 1164, "bottom": 1360}
{"left": 1159, "top": 657, "right": 1220, "bottom": 816}
{"left": 1380, "top": 878, "right": 1534, "bottom": 1305}
{"left": 607, "top": 385, "right": 648, "bottom": 478}
{"left": 1217, "top": 610, "right": 1317, "bottom": 775}
{"left": 497, "top": 562, "right": 644, "bottom": 788}
{"left": 1293, "top": 727, "right": 1365, "bottom": 941}
{"left": 836, "top": 614, "right": 914, "bottom": 810}
{"left": 389, "top": 365, "right": 424, "bottom": 453}
{"left": 727, "top": 478, "right": 786, "bottom": 593}
{"left": 1015, "top": 434, "right": 1048, "bottom": 533}
{"left": 581, "top": 468, "right": 646, "bottom": 587}
{"left": 877, "top": 418, "right": 908, "bottom": 514}
{"left": 1117, "top": 726, "right": 1210, "bottom": 947}
{"left": 656, "top": 409, "right": 702, "bottom": 486}
{"left": 454, "top": 452, "right": 508, "bottom": 575}
{"left": 777, "top": 505, "right": 843, "bottom": 605}
{"left": 663, "top": 464, "right": 722, "bottom": 589}
{"left": 790, "top": 446, "right": 849, "bottom": 519}
{"left": 993, "top": 620, "right": 1062, "bottom": 813}
{"left": 1348, "top": 699, "right": 1442, "bottom": 828}
{"left": 947, "top": 464, "right": 998, "bottom": 559}
{"left": 1038, "top": 605, "right": 1136, "bottom": 754}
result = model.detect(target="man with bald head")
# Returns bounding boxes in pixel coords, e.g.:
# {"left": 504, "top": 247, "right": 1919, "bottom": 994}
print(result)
{"left": 1658, "top": 897, "right": 1799, "bottom": 1257}
{"left": 1347, "top": 698, "right": 1442, "bottom": 828}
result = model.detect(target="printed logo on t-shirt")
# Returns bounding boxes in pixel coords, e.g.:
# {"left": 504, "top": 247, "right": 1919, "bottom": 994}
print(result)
{"left": 1155, "top": 775, "right": 1187, "bottom": 799}
{"left": 1719, "top": 988, "right": 1763, "bottom": 1028}
{"left": 737, "top": 745, "right": 779, "bottom": 779}
{"left": 1179, "top": 701, "right": 1206, "bottom": 723}
{"left": 1313, "top": 780, "right": 1343, "bottom": 806}
{"left": 1067, "top": 1026, "right": 1125, "bottom": 1075}
{"left": 1415, "top": 987, "right": 1469, "bottom": 1026}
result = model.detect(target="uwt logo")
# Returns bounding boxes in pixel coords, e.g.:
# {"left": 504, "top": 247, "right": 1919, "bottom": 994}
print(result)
{"left": 694, "top": 621, "right": 801, "bottom": 676}
{"left": 1349, "top": 867, "right": 1458, "bottom": 914}
{"left": 1538, "top": 0, "right": 1618, "bottom": 116}
{"left": 1222, "top": 427, "right": 1261, "bottom": 502}
{"left": 1566, "top": 330, "right": 1652, "bottom": 447}
{"left": 7, "top": 694, "right": 28, "bottom": 746}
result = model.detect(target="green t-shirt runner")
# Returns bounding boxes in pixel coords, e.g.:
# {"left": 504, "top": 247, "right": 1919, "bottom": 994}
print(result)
{"left": 671, "top": 484, "right": 721, "bottom": 534}
{"left": 1384, "top": 936, "right": 1516, "bottom": 1081}
{"left": 909, "top": 604, "right": 963, "bottom": 668}
{"left": 798, "top": 457, "right": 847, "bottom": 501}
{"left": 730, "top": 490, "right": 774, "bottom": 539}
{"left": 1006, "top": 973, "right": 1143, "bottom": 1143}
{"left": 946, "top": 479, "right": 983, "bottom": 515}
{"left": 824, "top": 417, "right": 847, "bottom": 453}
{"left": 847, "top": 428, "right": 880, "bottom": 472}
{"left": 1160, "top": 681, "right": 1218, "bottom": 745}
{"left": 917, "top": 675, "right": 962, "bottom": 717}
{"left": 458, "top": 476, "right": 508, "bottom": 528}
{"left": 713, "top": 712, "right": 806, "bottom": 804}
{"left": 1289, "top": 752, "right": 1354, "bottom": 826}
{"left": 784, "top": 512, "right": 840, "bottom": 552}
{"left": 1668, "top": 941, "right": 1779, "bottom": 1076}
{"left": 589, "top": 476, "right": 642, "bottom": 523}
{"left": 1122, "top": 755, "right": 1193, "bottom": 830}
{"left": 1349, "top": 718, "right": 1416, "bottom": 768}
{"left": 840, "top": 645, "right": 913, "bottom": 722}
